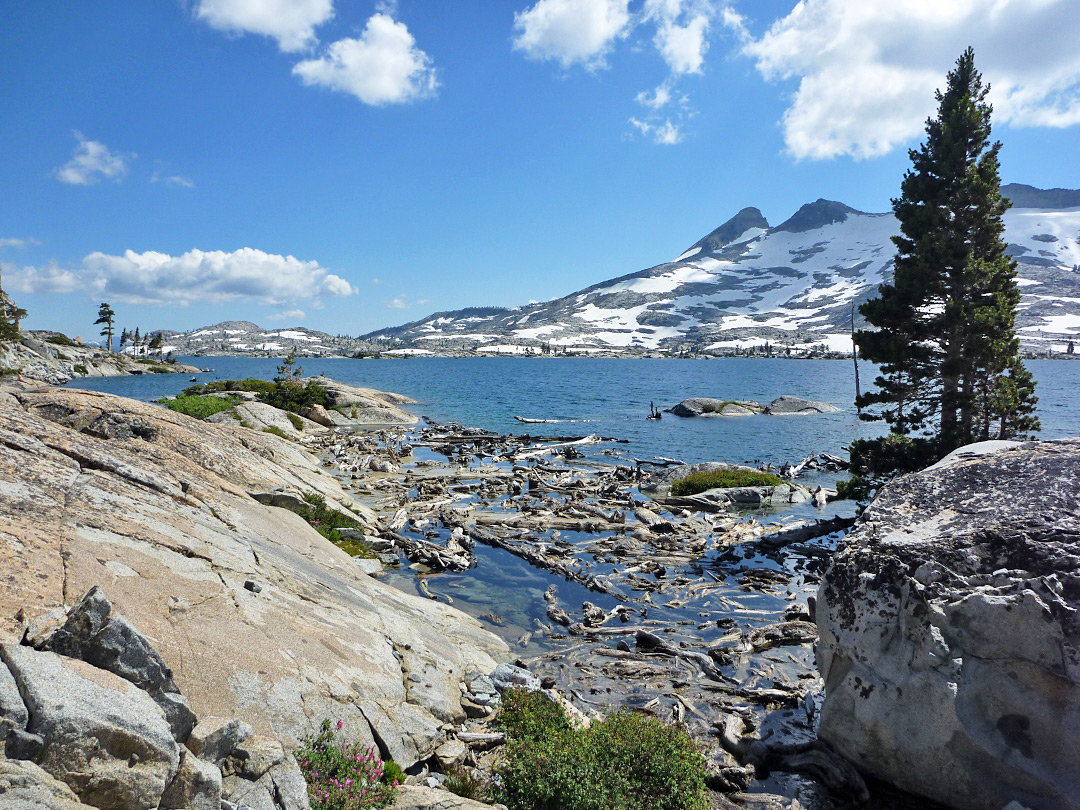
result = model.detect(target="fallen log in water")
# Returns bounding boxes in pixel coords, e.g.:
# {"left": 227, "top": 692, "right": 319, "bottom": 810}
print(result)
{"left": 755, "top": 515, "right": 856, "bottom": 549}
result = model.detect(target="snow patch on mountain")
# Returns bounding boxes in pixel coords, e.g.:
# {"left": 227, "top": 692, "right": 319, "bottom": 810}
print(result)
{"left": 365, "top": 187, "right": 1080, "bottom": 354}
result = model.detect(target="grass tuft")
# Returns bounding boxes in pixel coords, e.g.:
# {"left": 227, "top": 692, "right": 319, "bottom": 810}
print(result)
{"left": 670, "top": 469, "right": 785, "bottom": 497}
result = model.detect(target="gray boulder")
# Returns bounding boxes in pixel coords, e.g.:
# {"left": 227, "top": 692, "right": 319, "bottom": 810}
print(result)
{"left": 0, "top": 643, "right": 180, "bottom": 810}
{"left": 187, "top": 716, "right": 253, "bottom": 766}
{"left": 45, "top": 587, "right": 197, "bottom": 743}
{"left": 357, "top": 699, "right": 442, "bottom": 769}
{"left": 816, "top": 438, "right": 1080, "bottom": 810}
{"left": 0, "top": 758, "right": 90, "bottom": 810}
{"left": 0, "top": 656, "right": 29, "bottom": 742}
{"left": 159, "top": 749, "right": 222, "bottom": 810}
{"left": 388, "top": 785, "right": 508, "bottom": 809}
{"left": 763, "top": 395, "right": 839, "bottom": 414}
{"left": 490, "top": 663, "right": 540, "bottom": 693}
{"left": 221, "top": 756, "right": 310, "bottom": 810}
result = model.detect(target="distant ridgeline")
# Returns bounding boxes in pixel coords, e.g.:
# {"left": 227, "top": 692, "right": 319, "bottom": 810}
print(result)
{"left": 359, "top": 183, "right": 1080, "bottom": 358}
{"left": 164, "top": 185, "right": 1080, "bottom": 359}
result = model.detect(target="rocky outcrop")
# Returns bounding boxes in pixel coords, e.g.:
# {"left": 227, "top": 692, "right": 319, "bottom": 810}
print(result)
{"left": 667, "top": 398, "right": 763, "bottom": 417}
{"left": 207, "top": 400, "right": 328, "bottom": 438}
{"left": 304, "top": 376, "right": 419, "bottom": 426}
{"left": 640, "top": 462, "right": 810, "bottom": 507}
{"left": 0, "top": 333, "right": 199, "bottom": 385}
{"left": 763, "top": 396, "right": 839, "bottom": 415}
{"left": 816, "top": 439, "right": 1080, "bottom": 810}
{"left": 0, "top": 385, "right": 507, "bottom": 806}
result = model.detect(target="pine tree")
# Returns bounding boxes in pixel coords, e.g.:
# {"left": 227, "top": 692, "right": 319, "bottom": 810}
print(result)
{"left": 95, "top": 303, "right": 116, "bottom": 353}
{"left": 853, "top": 48, "right": 1038, "bottom": 480}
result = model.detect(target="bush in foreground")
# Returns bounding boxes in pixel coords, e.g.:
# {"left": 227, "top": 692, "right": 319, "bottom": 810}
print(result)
{"left": 670, "top": 469, "right": 784, "bottom": 497}
{"left": 496, "top": 690, "right": 708, "bottom": 810}
{"left": 296, "top": 719, "right": 397, "bottom": 810}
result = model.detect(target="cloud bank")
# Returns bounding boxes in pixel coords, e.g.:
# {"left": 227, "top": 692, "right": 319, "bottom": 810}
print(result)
{"left": 5, "top": 247, "right": 357, "bottom": 307}
{"left": 743, "top": 0, "right": 1080, "bottom": 159}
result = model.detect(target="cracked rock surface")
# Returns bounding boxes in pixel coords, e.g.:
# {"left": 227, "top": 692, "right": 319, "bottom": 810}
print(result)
{"left": 0, "top": 387, "right": 506, "bottom": 768}
{"left": 816, "top": 439, "right": 1080, "bottom": 810}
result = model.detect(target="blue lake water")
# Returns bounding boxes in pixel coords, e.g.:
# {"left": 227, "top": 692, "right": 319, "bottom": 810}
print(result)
{"left": 64, "top": 356, "right": 1080, "bottom": 467}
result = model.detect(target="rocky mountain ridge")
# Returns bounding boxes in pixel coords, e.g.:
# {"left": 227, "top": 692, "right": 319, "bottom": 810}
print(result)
{"left": 362, "top": 183, "right": 1080, "bottom": 356}
{"left": 153, "top": 321, "right": 373, "bottom": 358}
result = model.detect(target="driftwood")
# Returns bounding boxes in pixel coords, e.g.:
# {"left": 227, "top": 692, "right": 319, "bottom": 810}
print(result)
{"left": 756, "top": 515, "right": 857, "bottom": 549}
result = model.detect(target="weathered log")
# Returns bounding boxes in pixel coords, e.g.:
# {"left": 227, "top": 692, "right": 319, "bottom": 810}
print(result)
{"left": 755, "top": 515, "right": 856, "bottom": 549}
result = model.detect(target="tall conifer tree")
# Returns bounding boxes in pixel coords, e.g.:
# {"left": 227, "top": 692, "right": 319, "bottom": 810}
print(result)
{"left": 853, "top": 48, "right": 1038, "bottom": 479}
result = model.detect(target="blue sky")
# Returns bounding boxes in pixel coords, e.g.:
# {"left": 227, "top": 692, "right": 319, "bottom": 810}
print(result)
{"left": 3, "top": 0, "right": 1079, "bottom": 340}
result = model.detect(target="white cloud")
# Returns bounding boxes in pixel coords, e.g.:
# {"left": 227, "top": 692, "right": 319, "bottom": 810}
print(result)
{"left": 743, "top": 0, "right": 1080, "bottom": 160}
{"left": 54, "top": 132, "right": 131, "bottom": 186}
{"left": 150, "top": 171, "right": 195, "bottom": 188}
{"left": 636, "top": 83, "right": 673, "bottom": 109}
{"left": 386, "top": 294, "right": 428, "bottom": 309}
{"left": 267, "top": 309, "right": 307, "bottom": 321}
{"left": 643, "top": 0, "right": 712, "bottom": 75}
{"left": 292, "top": 13, "right": 437, "bottom": 105}
{"left": 6, "top": 248, "right": 356, "bottom": 307}
{"left": 629, "top": 116, "right": 683, "bottom": 144}
{"left": 0, "top": 238, "right": 40, "bottom": 250}
{"left": 194, "top": 0, "right": 333, "bottom": 52}
{"left": 513, "top": 0, "right": 632, "bottom": 69}
{"left": 2, "top": 262, "right": 81, "bottom": 295}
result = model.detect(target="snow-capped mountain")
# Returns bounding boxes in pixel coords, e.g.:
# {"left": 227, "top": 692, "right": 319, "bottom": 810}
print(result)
{"left": 365, "top": 184, "right": 1080, "bottom": 355}
{"left": 154, "top": 321, "right": 369, "bottom": 357}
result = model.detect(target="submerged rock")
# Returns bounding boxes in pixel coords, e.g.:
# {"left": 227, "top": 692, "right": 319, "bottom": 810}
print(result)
{"left": 816, "top": 439, "right": 1080, "bottom": 810}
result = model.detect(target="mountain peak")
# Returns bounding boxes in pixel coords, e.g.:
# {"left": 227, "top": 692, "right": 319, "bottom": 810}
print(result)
{"left": 773, "top": 199, "right": 864, "bottom": 234}
{"left": 687, "top": 207, "right": 770, "bottom": 255}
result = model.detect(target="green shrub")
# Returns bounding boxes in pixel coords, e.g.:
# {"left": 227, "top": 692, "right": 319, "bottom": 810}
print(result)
{"left": 287, "top": 412, "right": 305, "bottom": 431}
{"left": 669, "top": 469, "right": 785, "bottom": 497}
{"left": 0, "top": 367, "right": 17, "bottom": 377}
{"left": 497, "top": 689, "right": 573, "bottom": 742}
{"left": 295, "top": 719, "right": 397, "bottom": 810}
{"left": 380, "top": 761, "right": 405, "bottom": 787}
{"left": 496, "top": 691, "right": 708, "bottom": 810}
{"left": 277, "top": 493, "right": 375, "bottom": 558}
{"left": 444, "top": 766, "right": 490, "bottom": 802}
{"left": 47, "top": 334, "right": 77, "bottom": 347}
{"left": 72, "top": 364, "right": 88, "bottom": 375}
{"left": 157, "top": 393, "right": 239, "bottom": 419}
{"left": 183, "top": 378, "right": 276, "bottom": 397}
{"left": 263, "top": 426, "right": 293, "bottom": 441}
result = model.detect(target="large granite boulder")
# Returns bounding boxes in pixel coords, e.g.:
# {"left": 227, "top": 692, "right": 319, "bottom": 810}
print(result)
{"left": 0, "top": 388, "right": 506, "bottom": 775}
{"left": 816, "top": 439, "right": 1080, "bottom": 810}
{"left": 0, "top": 643, "right": 181, "bottom": 810}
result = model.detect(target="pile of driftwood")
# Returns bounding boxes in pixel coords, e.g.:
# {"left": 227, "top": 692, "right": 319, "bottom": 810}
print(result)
{"left": 303, "top": 418, "right": 865, "bottom": 807}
